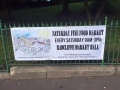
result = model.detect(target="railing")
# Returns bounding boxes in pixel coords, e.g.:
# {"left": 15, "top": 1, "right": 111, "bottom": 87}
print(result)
{"left": 0, "top": 17, "right": 120, "bottom": 73}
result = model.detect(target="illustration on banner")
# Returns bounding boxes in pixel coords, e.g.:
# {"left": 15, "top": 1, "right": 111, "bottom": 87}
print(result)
{"left": 12, "top": 29, "right": 50, "bottom": 55}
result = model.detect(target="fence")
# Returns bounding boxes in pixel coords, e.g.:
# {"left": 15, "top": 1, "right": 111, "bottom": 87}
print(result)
{"left": 0, "top": 17, "right": 120, "bottom": 72}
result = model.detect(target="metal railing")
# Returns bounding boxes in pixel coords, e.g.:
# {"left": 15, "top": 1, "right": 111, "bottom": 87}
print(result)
{"left": 0, "top": 17, "right": 120, "bottom": 72}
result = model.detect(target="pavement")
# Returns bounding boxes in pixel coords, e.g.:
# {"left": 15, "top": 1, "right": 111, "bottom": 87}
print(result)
{"left": 0, "top": 76, "right": 120, "bottom": 90}
{"left": 0, "top": 65, "right": 120, "bottom": 79}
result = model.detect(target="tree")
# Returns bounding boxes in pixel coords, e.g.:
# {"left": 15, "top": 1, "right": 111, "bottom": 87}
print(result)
{"left": 62, "top": 0, "right": 69, "bottom": 14}
{"left": 2, "top": 0, "right": 12, "bottom": 22}
{"left": 83, "top": 0, "right": 108, "bottom": 23}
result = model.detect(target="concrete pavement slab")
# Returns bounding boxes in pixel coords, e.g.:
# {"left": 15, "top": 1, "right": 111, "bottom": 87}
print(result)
{"left": 10, "top": 66, "right": 46, "bottom": 79}
{"left": 0, "top": 72, "right": 10, "bottom": 79}
{"left": 47, "top": 65, "right": 84, "bottom": 78}
{"left": 84, "top": 65, "right": 115, "bottom": 76}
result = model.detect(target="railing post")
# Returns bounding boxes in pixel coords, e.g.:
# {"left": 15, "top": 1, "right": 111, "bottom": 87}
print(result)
{"left": 102, "top": 17, "right": 108, "bottom": 66}
{"left": 105, "top": 16, "right": 108, "bottom": 26}
{"left": 0, "top": 20, "right": 9, "bottom": 72}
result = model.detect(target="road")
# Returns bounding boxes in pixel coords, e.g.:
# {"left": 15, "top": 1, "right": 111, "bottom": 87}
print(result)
{"left": 0, "top": 76, "right": 120, "bottom": 90}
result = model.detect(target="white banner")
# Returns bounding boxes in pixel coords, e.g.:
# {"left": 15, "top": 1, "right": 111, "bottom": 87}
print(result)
{"left": 10, "top": 26, "right": 106, "bottom": 61}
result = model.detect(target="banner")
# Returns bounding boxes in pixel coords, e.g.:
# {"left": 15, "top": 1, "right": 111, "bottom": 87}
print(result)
{"left": 10, "top": 26, "right": 106, "bottom": 61}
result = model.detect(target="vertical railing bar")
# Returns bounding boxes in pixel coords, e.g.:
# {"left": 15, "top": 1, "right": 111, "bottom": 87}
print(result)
{"left": 79, "top": 60, "right": 80, "bottom": 64}
{"left": 8, "top": 24, "right": 12, "bottom": 60}
{"left": 46, "top": 23, "right": 48, "bottom": 27}
{"left": 5, "top": 27, "right": 10, "bottom": 61}
{"left": 112, "top": 20, "right": 118, "bottom": 63}
{"left": 32, "top": 23, "right": 34, "bottom": 27}
{"left": 37, "top": 22, "right": 39, "bottom": 27}
{"left": 56, "top": 22, "right": 58, "bottom": 26}
{"left": 8, "top": 24, "right": 13, "bottom": 61}
{"left": 108, "top": 21, "right": 113, "bottom": 63}
{"left": 70, "top": 22, "right": 72, "bottom": 26}
{"left": 74, "top": 21, "right": 77, "bottom": 26}
{"left": 102, "top": 17, "right": 107, "bottom": 66}
{"left": 117, "top": 38, "right": 120, "bottom": 63}
{"left": 4, "top": 23, "right": 7, "bottom": 29}
{"left": 65, "top": 22, "right": 67, "bottom": 26}
{"left": 89, "top": 21, "right": 91, "bottom": 26}
{"left": 60, "top": 22, "right": 62, "bottom": 26}
{"left": 51, "top": 22, "right": 53, "bottom": 27}
{"left": 0, "top": 37, "right": 2, "bottom": 65}
{"left": 14, "top": 23, "right": 16, "bottom": 27}
{"left": 28, "top": 23, "right": 30, "bottom": 27}
{"left": 94, "top": 21, "right": 96, "bottom": 25}
{"left": 41, "top": 22, "right": 43, "bottom": 27}
{"left": 84, "top": 21, "right": 86, "bottom": 26}
{"left": 99, "top": 20, "right": 101, "bottom": 25}
{"left": 9, "top": 23, "right": 11, "bottom": 28}
{"left": 79, "top": 21, "right": 82, "bottom": 26}
{"left": 18, "top": 23, "right": 21, "bottom": 27}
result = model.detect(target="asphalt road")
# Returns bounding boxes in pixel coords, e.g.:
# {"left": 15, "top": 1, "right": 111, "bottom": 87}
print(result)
{"left": 0, "top": 76, "right": 120, "bottom": 90}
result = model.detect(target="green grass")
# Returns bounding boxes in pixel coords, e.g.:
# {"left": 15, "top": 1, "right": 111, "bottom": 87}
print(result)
{"left": 0, "top": 2, "right": 97, "bottom": 24}
{"left": 0, "top": 1, "right": 120, "bottom": 23}
{"left": 1, "top": 1, "right": 120, "bottom": 71}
